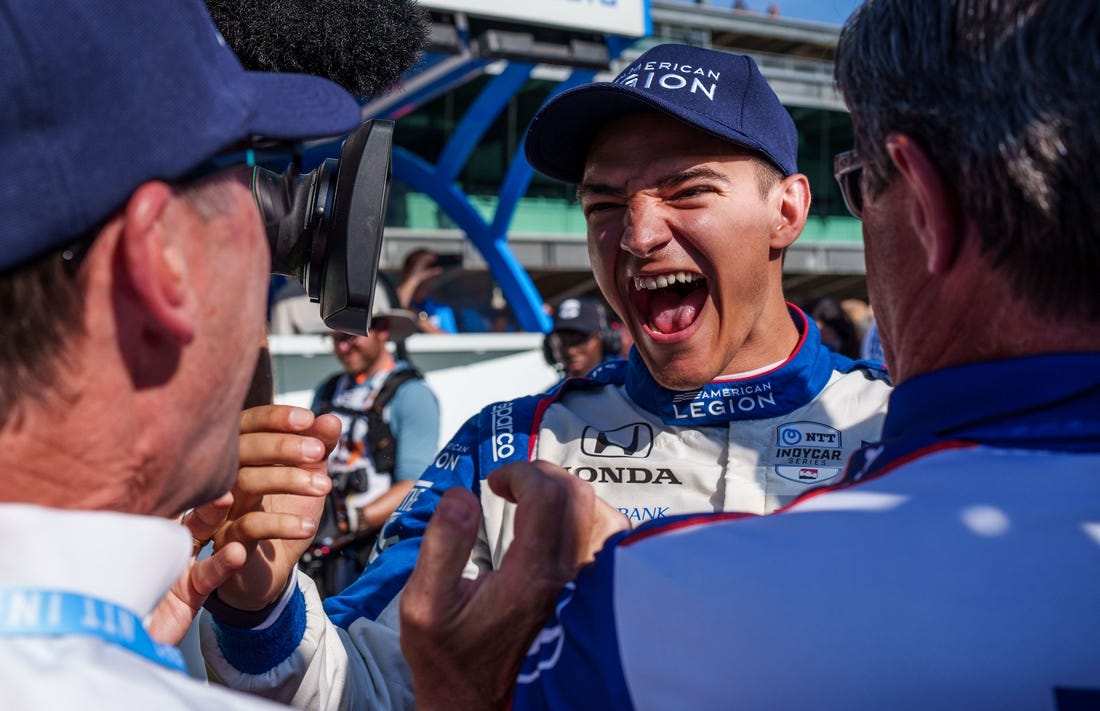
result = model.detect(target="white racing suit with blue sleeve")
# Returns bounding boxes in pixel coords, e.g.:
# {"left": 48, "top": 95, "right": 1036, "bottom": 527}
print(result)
{"left": 201, "top": 306, "right": 891, "bottom": 710}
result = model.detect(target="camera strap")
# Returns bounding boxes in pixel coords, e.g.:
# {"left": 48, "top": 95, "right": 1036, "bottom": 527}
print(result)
{"left": 0, "top": 588, "right": 187, "bottom": 673}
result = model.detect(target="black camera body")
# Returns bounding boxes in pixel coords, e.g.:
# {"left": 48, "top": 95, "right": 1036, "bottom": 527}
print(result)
{"left": 433, "top": 252, "right": 463, "bottom": 270}
{"left": 258, "top": 119, "right": 394, "bottom": 336}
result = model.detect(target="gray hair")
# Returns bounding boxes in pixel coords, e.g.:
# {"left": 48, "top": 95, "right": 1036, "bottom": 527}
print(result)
{"left": 836, "top": 0, "right": 1100, "bottom": 319}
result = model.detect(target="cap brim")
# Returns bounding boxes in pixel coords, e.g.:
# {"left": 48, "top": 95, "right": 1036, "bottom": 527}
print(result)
{"left": 525, "top": 81, "right": 783, "bottom": 184}
{"left": 373, "top": 309, "right": 419, "bottom": 342}
{"left": 243, "top": 71, "right": 363, "bottom": 142}
{"left": 553, "top": 323, "right": 596, "bottom": 334}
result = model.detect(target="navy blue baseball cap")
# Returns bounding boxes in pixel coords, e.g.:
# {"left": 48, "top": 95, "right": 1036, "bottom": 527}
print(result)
{"left": 525, "top": 43, "right": 798, "bottom": 183}
{"left": 0, "top": 0, "right": 363, "bottom": 272}
{"left": 552, "top": 297, "right": 605, "bottom": 335}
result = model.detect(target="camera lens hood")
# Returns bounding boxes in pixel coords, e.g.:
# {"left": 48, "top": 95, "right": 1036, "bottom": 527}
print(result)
{"left": 262, "top": 119, "right": 395, "bottom": 336}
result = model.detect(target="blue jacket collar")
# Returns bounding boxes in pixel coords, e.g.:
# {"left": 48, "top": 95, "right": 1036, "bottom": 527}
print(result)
{"left": 883, "top": 353, "right": 1100, "bottom": 445}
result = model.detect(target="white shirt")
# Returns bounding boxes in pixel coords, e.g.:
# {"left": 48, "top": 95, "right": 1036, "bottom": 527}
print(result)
{"left": 0, "top": 504, "right": 284, "bottom": 709}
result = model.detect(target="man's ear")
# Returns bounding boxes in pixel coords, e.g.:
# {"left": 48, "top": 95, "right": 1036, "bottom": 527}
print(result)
{"left": 885, "top": 133, "right": 962, "bottom": 274}
{"left": 769, "top": 173, "right": 811, "bottom": 250}
{"left": 118, "top": 181, "right": 196, "bottom": 343}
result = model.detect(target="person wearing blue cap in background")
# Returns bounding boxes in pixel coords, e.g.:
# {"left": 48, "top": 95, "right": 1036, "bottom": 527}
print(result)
{"left": 200, "top": 43, "right": 890, "bottom": 710}
{"left": 544, "top": 296, "right": 623, "bottom": 378}
{"left": 0, "top": 0, "right": 365, "bottom": 706}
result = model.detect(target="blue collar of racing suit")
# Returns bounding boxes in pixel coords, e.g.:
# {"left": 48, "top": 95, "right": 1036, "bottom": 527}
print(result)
{"left": 881, "top": 353, "right": 1100, "bottom": 450}
{"left": 582, "top": 305, "right": 876, "bottom": 426}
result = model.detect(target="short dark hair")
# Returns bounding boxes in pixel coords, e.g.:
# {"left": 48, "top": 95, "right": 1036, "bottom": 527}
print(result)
{"left": 836, "top": 0, "right": 1100, "bottom": 319}
{"left": 402, "top": 248, "right": 435, "bottom": 279}
{"left": 0, "top": 247, "right": 87, "bottom": 429}
{"left": 752, "top": 156, "right": 783, "bottom": 200}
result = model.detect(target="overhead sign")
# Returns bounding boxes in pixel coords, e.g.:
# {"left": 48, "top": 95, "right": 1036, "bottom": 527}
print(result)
{"left": 419, "top": 0, "right": 650, "bottom": 38}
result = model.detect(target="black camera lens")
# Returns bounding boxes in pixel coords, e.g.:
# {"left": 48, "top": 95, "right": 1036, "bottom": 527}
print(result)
{"left": 255, "top": 120, "right": 394, "bottom": 336}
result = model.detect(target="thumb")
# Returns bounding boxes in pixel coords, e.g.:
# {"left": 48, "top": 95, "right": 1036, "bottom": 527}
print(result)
{"left": 403, "top": 488, "right": 480, "bottom": 624}
{"left": 190, "top": 542, "right": 248, "bottom": 599}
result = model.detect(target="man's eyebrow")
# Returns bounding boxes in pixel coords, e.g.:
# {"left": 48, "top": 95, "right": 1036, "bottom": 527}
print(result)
{"left": 576, "top": 182, "right": 626, "bottom": 201}
{"left": 576, "top": 166, "right": 732, "bottom": 201}
{"left": 655, "top": 166, "right": 731, "bottom": 190}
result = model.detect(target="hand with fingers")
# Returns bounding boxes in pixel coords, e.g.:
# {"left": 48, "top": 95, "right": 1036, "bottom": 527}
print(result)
{"left": 147, "top": 493, "right": 246, "bottom": 645}
{"left": 211, "top": 404, "right": 342, "bottom": 613}
{"left": 147, "top": 405, "right": 340, "bottom": 643}
{"left": 400, "top": 460, "right": 629, "bottom": 711}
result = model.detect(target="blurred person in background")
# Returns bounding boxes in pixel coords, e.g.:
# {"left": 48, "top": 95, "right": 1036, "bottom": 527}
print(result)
{"left": 396, "top": 248, "right": 459, "bottom": 334}
{"left": 841, "top": 297, "right": 873, "bottom": 342}
{"left": 861, "top": 315, "right": 886, "bottom": 364}
{"left": 302, "top": 284, "right": 440, "bottom": 597}
{"left": 269, "top": 280, "right": 329, "bottom": 335}
{"left": 543, "top": 297, "right": 623, "bottom": 378}
{"left": 805, "top": 295, "right": 862, "bottom": 359}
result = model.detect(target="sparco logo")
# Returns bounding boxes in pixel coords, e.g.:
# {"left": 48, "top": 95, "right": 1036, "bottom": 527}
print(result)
{"left": 580, "top": 423, "right": 654, "bottom": 458}
{"left": 774, "top": 421, "right": 843, "bottom": 484}
{"left": 564, "top": 466, "right": 682, "bottom": 485}
{"left": 490, "top": 401, "right": 515, "bottom": 461}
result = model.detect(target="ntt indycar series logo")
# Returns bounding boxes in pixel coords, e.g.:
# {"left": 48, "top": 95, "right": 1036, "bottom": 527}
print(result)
{"left": 774, "top": 421, "right": 843, "bottom": 484}
{"left": 490, "top": 401, "right": 516, "bottom": 462}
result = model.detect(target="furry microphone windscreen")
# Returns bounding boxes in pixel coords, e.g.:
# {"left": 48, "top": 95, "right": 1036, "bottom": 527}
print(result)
{"left": 206, "top": 0, "right": 430, "bottom": 99}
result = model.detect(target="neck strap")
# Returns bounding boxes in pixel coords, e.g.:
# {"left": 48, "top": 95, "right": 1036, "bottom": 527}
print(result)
{"left": 0, "top": 588, "right": 186, "bottom": 673}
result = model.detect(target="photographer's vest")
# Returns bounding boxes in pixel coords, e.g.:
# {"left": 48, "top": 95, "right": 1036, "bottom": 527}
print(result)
{"left": 312, "top": 367, "right": 422, "bottom": 543}
{"left": 316, "top": 367, "right": 421, "bottom": 476}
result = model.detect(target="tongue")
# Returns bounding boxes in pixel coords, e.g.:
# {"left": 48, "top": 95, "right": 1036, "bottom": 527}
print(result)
{"left": 650, "top": 287, "right": 706, "bottom": 334}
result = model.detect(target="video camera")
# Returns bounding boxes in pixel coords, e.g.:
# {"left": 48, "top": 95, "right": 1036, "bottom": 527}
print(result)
{"left": 254, "top": 119, "right": 394, "bottom": 336}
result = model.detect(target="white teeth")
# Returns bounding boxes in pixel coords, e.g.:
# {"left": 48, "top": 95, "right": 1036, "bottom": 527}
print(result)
{"left": 633, "top": 272, "right": 701, "bottom": 290}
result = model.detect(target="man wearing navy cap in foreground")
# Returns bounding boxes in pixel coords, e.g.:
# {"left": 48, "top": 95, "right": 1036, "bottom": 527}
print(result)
{"left": 0, "top": 0, "right": 367, "bottom": 706}
{"left": 201, "top": 43, "right": 889, "bottom": 709}
{"left": 400, "top": 1, "right": 1100, "bottom": 708}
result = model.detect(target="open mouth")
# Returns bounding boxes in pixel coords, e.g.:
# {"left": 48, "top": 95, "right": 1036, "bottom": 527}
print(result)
{"left": 630, "top": 271, "right": 708, "bottom": 335}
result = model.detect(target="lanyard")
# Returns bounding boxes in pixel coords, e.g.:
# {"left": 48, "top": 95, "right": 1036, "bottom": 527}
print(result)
{"left": 0, "top": 588, "right": 186, "bottom": 673}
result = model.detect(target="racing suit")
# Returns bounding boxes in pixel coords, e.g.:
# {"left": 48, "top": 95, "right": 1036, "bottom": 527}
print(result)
{"left": 201, "top": 306, "right": 891, "bottom": 709}
{"left": 513, "top": 353, "right": 1100, "bottom": 709}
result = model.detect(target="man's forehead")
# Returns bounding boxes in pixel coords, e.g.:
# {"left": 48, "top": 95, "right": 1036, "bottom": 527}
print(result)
{"left": 581, "top": 113, "right": 757, "bottom": 184}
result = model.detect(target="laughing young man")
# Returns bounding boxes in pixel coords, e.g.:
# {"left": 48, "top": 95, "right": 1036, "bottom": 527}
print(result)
{"left": 202, "top": 44, "right": 890, "bottom": 709}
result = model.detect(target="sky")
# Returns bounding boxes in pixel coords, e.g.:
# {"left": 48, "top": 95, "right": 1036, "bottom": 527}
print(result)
{"left": 774, "top": 0, "right": 862, "bottom": 25}
{"left": 704, "top": 0, "right": 862, "bottom": 26}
